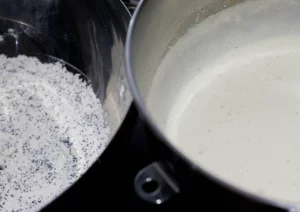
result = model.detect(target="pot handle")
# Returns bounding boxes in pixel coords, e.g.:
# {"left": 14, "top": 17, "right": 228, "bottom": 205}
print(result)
{"left": 134, "top": 161, "right": 180, "bottom": 204}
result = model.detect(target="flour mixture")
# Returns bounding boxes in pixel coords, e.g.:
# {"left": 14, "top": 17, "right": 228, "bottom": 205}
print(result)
{"left": 0, "top": 55, "right": 110, "bottom": 211}
{"left": 147, "top": 0, "right": 300, "bottom": 204}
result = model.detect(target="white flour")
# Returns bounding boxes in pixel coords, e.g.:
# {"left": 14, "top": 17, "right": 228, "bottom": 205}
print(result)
{"left": 0, "top": 55, "right": 110, "bottom": 211}
{"left": 147, "top": 0, "right": 300, "bottom": 206}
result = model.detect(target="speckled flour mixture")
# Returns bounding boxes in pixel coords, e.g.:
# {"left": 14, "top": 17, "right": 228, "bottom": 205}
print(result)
{"left": 0, "top": 55, "right": 110, "bottom": 211}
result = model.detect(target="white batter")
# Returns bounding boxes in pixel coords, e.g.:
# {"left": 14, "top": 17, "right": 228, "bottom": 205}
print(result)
{"left": 147, "top": 0, "right": 300, "bottom": 204}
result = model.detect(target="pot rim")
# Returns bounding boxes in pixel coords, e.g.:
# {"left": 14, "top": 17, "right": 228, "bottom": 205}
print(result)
{"left": 125, "top": 0, "right": 297, "bottom": 210}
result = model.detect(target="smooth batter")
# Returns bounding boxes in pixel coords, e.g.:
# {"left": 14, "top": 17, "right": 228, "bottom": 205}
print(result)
{"left": 147, "top": 0, "right": 300, "bottom": 204}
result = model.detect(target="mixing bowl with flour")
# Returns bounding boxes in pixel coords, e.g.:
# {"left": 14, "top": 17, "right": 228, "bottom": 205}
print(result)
{"left": 126, "top": 0, "right": 300, "bottom": 210}
{"left": 0, "top": 0, "right": 132, "bottom": 211}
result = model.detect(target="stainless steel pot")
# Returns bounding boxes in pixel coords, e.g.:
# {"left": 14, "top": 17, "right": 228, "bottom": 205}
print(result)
{"left": 0, "top": 0, "right": 132, "bottom": 211}
{"left": 126, "top": 0, "right": 299, "bottom": 211}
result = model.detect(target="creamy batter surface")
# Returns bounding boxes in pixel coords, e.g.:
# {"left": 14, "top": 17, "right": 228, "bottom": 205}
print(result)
{"left": 147, "top": 0, "right": 300, "bottom": 204}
